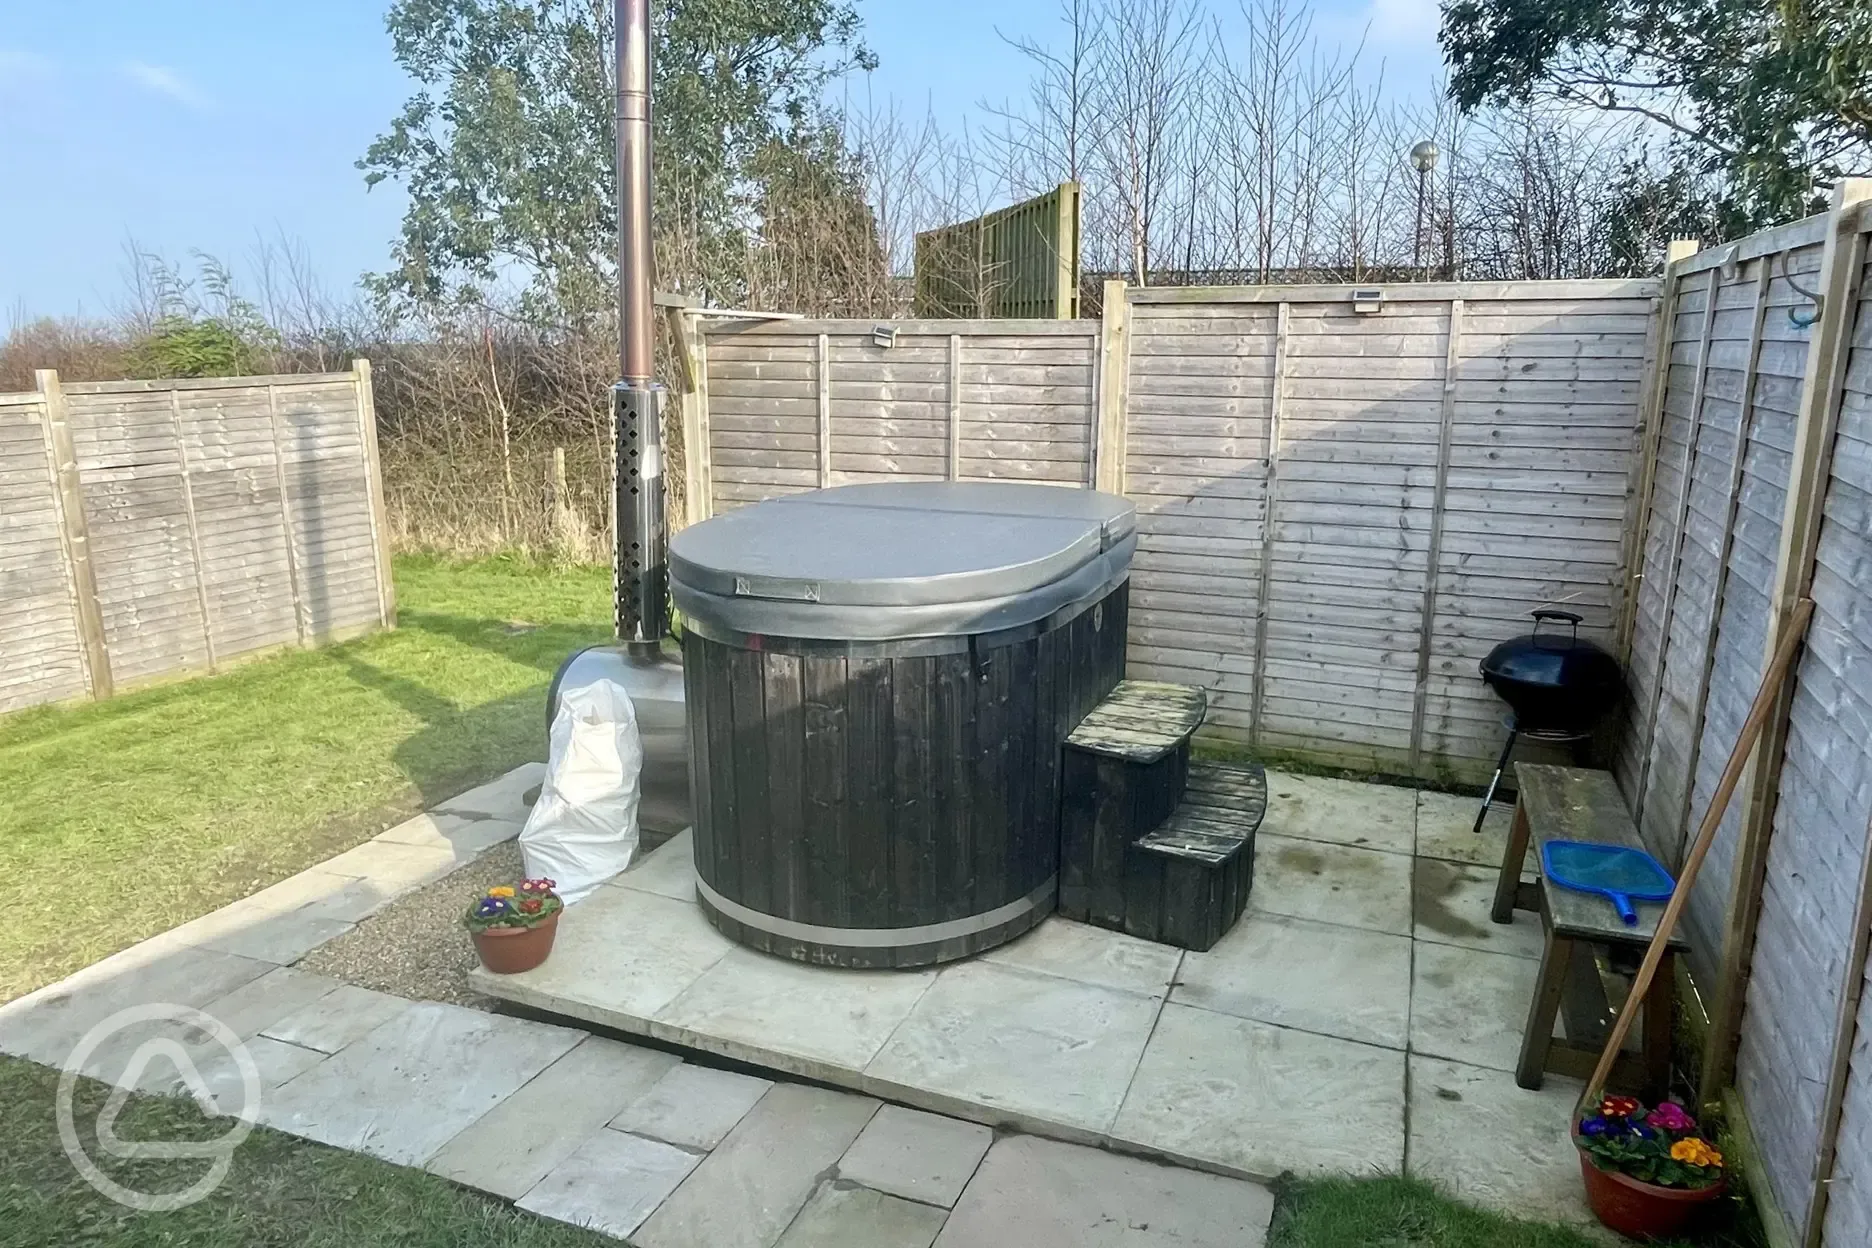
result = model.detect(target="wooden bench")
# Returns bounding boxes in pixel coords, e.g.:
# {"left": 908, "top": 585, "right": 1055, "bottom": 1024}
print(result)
{"left": 1492, "top": 763, "right": 1689, "bottom": 1094}
{"left": 1060, "top": 682, "right": 1263, "bottom": 950}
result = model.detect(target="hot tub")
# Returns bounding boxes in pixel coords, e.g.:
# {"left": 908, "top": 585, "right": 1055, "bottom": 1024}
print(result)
{"left": 669, "top": 482, "right": 1136, "bottom": 967}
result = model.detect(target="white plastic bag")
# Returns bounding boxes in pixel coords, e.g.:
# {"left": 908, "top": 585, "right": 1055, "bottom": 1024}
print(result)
{"left": 519, "top": 677, "right": 642, "bottom": 903}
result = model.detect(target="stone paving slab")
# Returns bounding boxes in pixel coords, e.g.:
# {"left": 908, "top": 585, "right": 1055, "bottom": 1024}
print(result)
{"left": 427, "top": 1034, "right": 681, "bottom": 1199}
{"left": 933, "top": 1135, "right": 1274, "bottom": 1248}
{"left": 261, "top": 1001, "right": 583, "bottom": 1165}
{"left": 1264, "top": 770, "right": 1417, "bottom": 855}
{"left": 1170, "top": 912, "right": 1412, "bottom": 1049}
{"left": 864, "top": 961, "right": 1162, "bottom": 1139}
{"left": 516, "top": 1126, "right": 702, "bottom": 1240}
{"left": 1416, "top": 789, "right": 1518, "bottom": 869}
{"left": 1250, "top": 834, "right": 1413, "bottom": 936}
{"left": 432, "top": 762, "right": 546, "bottom": 821}
{"left": 633, "top": 1083, "right": 880, "bottom": 1248}
{"left": 615, "top": 827, "right": 699, "bottom": 900}
{"left": 976, "top": 915, "right": 1182, "bottom": 997}
{"left": 776, "top": 1182, "right": 948, "bottom": 1248}
{"left": 612, "top": 1062, "right": 774, "bottom": 1150}
{"left": 374, "top": 809, "right": 523, "bottom": 859}
{"left": 659, "top": 948, "right": 937, "bottom": 1078}
{"left": 1112, "top": 1002, "right": 1407, "bottom": 1179}
{"left": 1413, "top": 857, "right": 1545, "bottom": 960}
{"left": 1407, "top": 1054, "right": 1596, "bottom": 1228}
{"left": 0, "top": 945, "right": 272, "bottom": 1070}
{"left": 314, "top": 840, "right": 467, "bottom": 900}
{"left": 261, "top": 984, "right": 411, "bottom": 1054}
{"left": 1410, "top": 940, "right": 1543, "bottom": 1074}
{"left": 196, "top": 966, "right": 345, "bottom": 1039}
{"left": 837, "top": 1104, "right": 993, "bottom": 1208}
{"left": 467, "top": 883, "right": 734, "bottom": 1025}
{"left": 183, "top": 1034, "right": 327, "bottom": 1114}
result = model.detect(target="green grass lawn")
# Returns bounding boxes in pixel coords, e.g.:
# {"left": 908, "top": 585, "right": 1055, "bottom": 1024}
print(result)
{"left": 1270, "top": 1173, "right": 1759, "bottom": 1247}
{"left": 0, "top": 554, "right": 613, "bottom": 1003}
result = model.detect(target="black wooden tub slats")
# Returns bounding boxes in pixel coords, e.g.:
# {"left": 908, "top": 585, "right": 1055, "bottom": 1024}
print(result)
{"left": 683, "top": 585, "right": 1128, "bottom": 969}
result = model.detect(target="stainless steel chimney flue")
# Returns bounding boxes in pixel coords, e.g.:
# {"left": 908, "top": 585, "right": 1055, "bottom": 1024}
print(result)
{"left": 613, "top": 0, "right": 665, "bottom": 650}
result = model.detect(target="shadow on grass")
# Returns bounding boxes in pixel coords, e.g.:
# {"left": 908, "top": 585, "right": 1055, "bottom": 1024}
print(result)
{"left": 330, "top": 611, "right": 601, "bottom": 808}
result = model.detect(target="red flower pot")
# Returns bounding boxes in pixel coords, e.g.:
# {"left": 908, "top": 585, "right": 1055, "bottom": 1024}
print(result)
{"left": 1579, "top": 1152, "right": 1726, "bottom": 1239}
{"left": 471, "top": 912, "right": 559, "bottom": 974}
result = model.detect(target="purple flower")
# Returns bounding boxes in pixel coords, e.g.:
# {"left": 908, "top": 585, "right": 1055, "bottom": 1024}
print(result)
{"left": 1631, "top": 1124, "right": 1656, "bottom": 1140}
{"left": 1580, "top": 1116, "right": 1613, "bottom": 1137}
{"left": 475, "top": 897, "right": 509, "bottom": 917}
{"left": 1647, "top": 1102, "right": 1696, "bottom": 1133}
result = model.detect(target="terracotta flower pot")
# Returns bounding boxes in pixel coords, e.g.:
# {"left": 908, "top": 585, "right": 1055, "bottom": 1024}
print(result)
{"left": 471, "top": 912, "right": 559, "bottom": 974}
{"left": 1579, "top": 1152, "right": 1726, "bottom": 1239}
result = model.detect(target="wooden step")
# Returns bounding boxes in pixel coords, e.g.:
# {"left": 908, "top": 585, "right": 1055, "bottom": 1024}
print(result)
{"left": 1060, "top": 681, "right": 1208, "bottom": 927}
{"left": 1122, "top": 760, "right": 1266, "bottom": 951}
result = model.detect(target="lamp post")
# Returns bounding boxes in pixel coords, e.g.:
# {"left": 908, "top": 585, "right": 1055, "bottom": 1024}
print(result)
{"left": 1410, "top": 140, "right": 1439, "bottom": 280}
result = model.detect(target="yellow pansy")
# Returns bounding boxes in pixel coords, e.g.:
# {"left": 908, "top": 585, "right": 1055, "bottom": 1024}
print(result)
{"left": 1670, "top": 1138, "right": 1722, "bottom": 1168}
{"left": 489, "top": 886, "right": 516, "bottom": 898}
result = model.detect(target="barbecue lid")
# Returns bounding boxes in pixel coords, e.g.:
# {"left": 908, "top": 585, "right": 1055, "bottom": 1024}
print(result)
{"left": 1479, "top": 610, "right": 1623, "bottom": 692}
{"left": 670, "top": 482, "right": 1136, "bottom": 641}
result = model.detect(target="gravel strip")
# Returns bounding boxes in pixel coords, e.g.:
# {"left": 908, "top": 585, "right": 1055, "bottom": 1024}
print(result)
{"left": 300, "top": 841, "right": 525, "bottom": 1009}
{"left": 299, "top": 826, "right": 679, "bottom": 1009}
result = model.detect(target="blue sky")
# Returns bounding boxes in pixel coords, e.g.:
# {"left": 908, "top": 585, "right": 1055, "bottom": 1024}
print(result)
{"left": 0, "top": 0, "right": 1443, "bottom": 323}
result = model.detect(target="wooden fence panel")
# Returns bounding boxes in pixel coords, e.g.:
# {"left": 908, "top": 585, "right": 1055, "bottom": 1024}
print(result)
{"left": 1619, "top": 191, "right": 1872, "bottom": 1246}
{"left": 0, "top": 391, "right": 89, "bottom": 712}
{"left": 696, "top": 283, "right": 1657, "bottom": 784}
{"left": 0, "top": 365, "right": 391, "bottom": 714}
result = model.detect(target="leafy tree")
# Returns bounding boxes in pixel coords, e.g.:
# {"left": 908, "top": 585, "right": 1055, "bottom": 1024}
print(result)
{"left": 360, "top": 0, "right": 874, "bottom": 323}
{"left": 1439, "top": 0, "right": 1872, "bottom": 231}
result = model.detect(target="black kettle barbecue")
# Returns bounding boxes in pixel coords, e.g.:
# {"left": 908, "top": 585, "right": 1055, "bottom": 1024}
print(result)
{"left": 1471, "top": 609, "right": 1625, "bottom": 834}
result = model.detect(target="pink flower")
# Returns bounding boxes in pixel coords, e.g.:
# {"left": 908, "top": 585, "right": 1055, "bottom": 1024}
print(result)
{"left": 1647, "top": 1101, "right": 1696, "bottom": 1133}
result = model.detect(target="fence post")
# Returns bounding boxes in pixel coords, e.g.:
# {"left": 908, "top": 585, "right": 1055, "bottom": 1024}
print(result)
{"left": 1615, "top": 237, "right": 1702, "bottom": 665}
{"left": 266, "top": 384, "right": 310, "bottom": 644}
{"left": 166, "top": 389, "right": 217, "bottom": 672}
{"left": 947, "top": 334, "right": 963, "bottom": 481}
{"left": 36, "top": 369, "right": 111, "bottom": 699}
{"left": 1408, "top": 298, "right": 1464, "bottom": 777}
{"left": 671, "top": 309, "right": 712, "bottom": 527}
{"left": 352, "top": 358, "right": 397, "bottom": 629}
{"left": 1699, "top": 178, "right": 1872, "bottom": 1112}
{"left": 1248, "top": 302, "right": 1291, "bottom": 751}
{"left": 816, "top": 332, "right": 832, "bottom": 488}
{"left": 1094, "top": 280, "right": 1131, "bottom": 493}
{"left": 1634, "top": 259, "right": 1725, "bottom": 838}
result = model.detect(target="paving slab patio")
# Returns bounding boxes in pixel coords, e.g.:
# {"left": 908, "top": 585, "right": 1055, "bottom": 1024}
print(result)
{"left": 260, "top": 1000, "right": 584, "bottom": 1165}
{"left": 836, "top": 1104, "right": 995, "bottom": 1207}
{"left": 1, "top": 760, "right": 1610, "bottom": 1239}
{"left": 426, "top": 1034, "right": 680, "bottom": 1199}
{"left": 471, "top": 773, "right": 1603, "bottom": 1215}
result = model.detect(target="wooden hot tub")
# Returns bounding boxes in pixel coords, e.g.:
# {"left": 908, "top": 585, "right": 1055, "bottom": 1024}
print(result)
{"left": 668, "top": 482, "right": 1135, "bottom": 968}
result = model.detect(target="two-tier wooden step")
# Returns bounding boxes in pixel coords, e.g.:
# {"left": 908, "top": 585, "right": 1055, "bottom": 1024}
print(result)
{"left": 1059, "top": 680, "right": 1265, "bottom": 950}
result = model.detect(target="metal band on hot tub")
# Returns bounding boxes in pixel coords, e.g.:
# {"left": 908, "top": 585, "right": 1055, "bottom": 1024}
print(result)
{"left": 694, "top": 874, "right": 1059, "bottom": 949}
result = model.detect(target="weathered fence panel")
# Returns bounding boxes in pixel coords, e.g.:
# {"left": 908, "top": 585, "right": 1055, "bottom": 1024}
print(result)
{"left": 0, "top": 363, "right": 393, "bottom": 714}
{"left": 1114, "top": 285, "right": 1655, "bottom": 778}
{"left": 690, "top": 279, "right": 1659, "bottom": 784}
{"left": 1619, "top": 186, "right": 1872, "bottom": 1246}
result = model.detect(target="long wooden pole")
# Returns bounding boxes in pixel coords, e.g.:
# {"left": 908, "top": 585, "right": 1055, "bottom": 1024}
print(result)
{"left": 1582, "top": 596, "right": 1816, "bottom": 1107}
